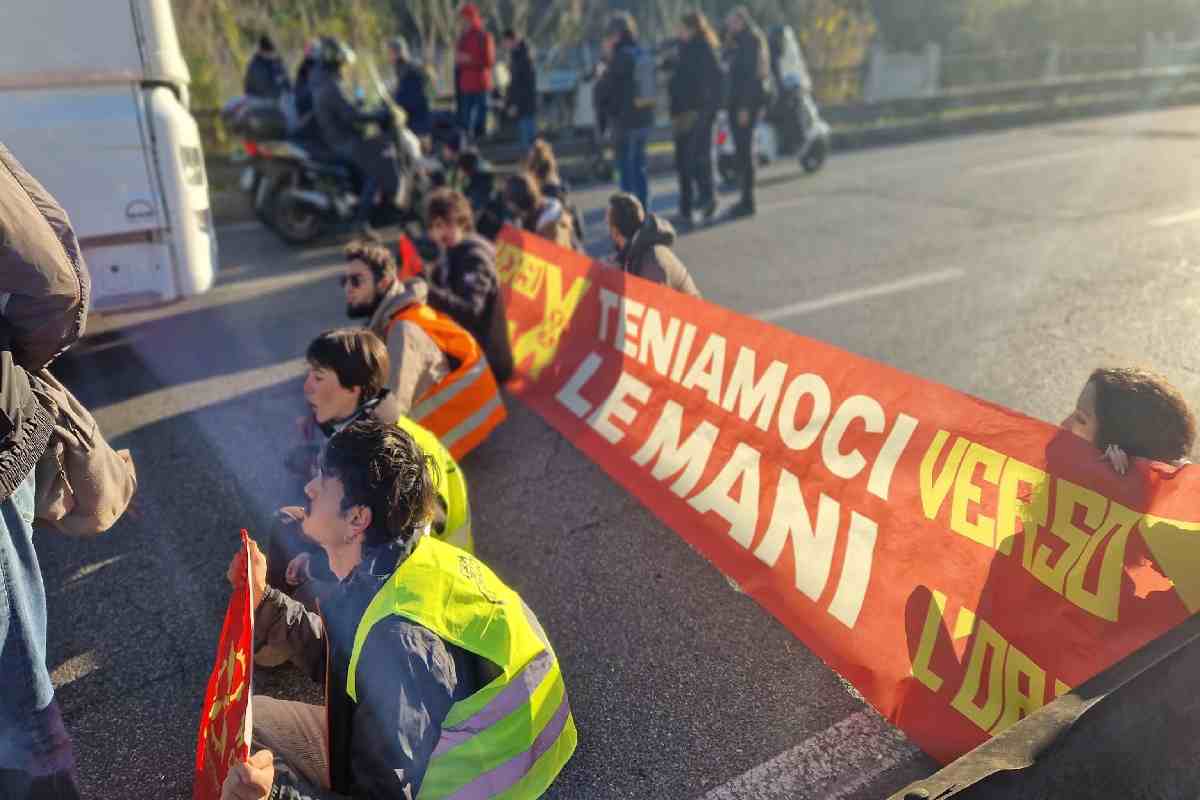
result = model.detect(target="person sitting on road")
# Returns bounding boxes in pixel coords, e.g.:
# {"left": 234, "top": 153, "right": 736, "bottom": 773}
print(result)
{"left": 1061, "top": 366, "right": 1196, "bottom": 474}
{"left": 607, "top": 192, "right": 702, "bottom": 298}
{"left": 423, "top": 189, "right": 516, "bottom": 384}
{"left": 525, "top": 138, "right": 587, "bottom": 245}
{"left": 345, "top": 239, "right": 506, "bottom": 459}
{"left": 272, "top": 329, "right": 475, "bottom": 629}
{"left": 223, "top": 420, "right": 576, "bottom": 800}
{"left": 313, "top": 36, "right": 401, "bottom": 238}
{"left": 503, "top": 172, "right": 579, "bottom": 251}
{"left": 456, "top": 148, "right": 505, "bottom": 239}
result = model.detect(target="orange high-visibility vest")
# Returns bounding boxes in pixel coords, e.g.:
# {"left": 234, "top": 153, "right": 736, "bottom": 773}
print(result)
{"left": 386, "top": 304, "right": 507, "bottom": 459}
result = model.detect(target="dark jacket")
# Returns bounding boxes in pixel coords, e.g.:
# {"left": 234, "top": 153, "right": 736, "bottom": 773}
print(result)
{"left": 314, "top": 73, "right": 385, "bottom": 159}
{"left": 244, "top": 52, "right": 291, "bottom": 100}
{"left": 596, "top": 37, "right": 654, "bottom": 131}
{"left": 619, "top": 214, "right": 701, "bottom": 298}
{"left": 669, "top": 36, "right": 724, "bottom": 117}
{"left": 257, "top": 532, "right": 481, "bottom": 800}
{"left": 425, "top": 234, "right": 514, "bottom": 383}
{"left": 393, "top": 63, "right": 431, "bottom": 136}
{"left": 726, "top": 27, "right": 769, "bottom": 114}
{"left": 505, "top": 40, "right": 538, "bottom": 118}
{"left": 0, "top": 144, "right": 89, "bottom": 500}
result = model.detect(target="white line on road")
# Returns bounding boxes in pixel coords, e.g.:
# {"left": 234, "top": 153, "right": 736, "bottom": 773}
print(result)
{"left": 968, "top": 147, "right": 1105, "bottom": 176}
{"left": 753, "top": 268, "right": 966, "bottom": 323}
{"left": 1149, "top": 207, "right": 1200, "bottom": 228}
{"left": 696, "top": 709, "right": 922, "bottom": 800}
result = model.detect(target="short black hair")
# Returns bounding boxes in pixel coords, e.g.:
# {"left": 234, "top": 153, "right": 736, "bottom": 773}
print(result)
{"left": 608, "top": 192, "right": 644, "bottom": 238}
{"left": 259, "top": 34, "right": 275, "bottom": 52}
{"left": 306, "top": 329, "right": 390, "bottom": 401}
{"left": 320, "top": 420, "right": 437, "bottom": 548}
{"left": 345, "top": 239, "right": 396, "bottom": 283}
{"left": 606, "top": 11, "right": 637, "bottom": 41}
{"left": 502, "top": 28, "right": 517, "bottom": 40}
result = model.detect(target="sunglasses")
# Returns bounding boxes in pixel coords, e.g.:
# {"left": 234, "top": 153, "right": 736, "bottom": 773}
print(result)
{"left": 339, "top": 274, "right": 368, "bottom": 289}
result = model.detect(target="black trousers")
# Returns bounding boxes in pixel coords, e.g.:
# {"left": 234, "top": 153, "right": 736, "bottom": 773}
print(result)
{"left": 674, "top": 112, "right": 716, "bottom": 216}
{"left": 732, "top": 112, "right": 757, "bottom": 210}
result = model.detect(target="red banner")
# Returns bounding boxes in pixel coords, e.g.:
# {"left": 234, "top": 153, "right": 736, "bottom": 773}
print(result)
{"left": 194, "top": 531, "right": 255, "bottom": 799}
{"left": 496, "top": 226, "right": 1200, "bottom": 763}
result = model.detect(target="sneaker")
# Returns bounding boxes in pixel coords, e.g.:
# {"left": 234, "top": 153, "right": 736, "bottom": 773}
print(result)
{"left": 702, "top": 199, "right": 719, "bottom": 224}
{"left": 727, "top": 202, "right": 756, "bottom": 219}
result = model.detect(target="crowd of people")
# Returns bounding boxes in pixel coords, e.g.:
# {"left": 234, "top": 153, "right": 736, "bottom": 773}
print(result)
{"left": 4, "top": 6, "right": 1200, "bottom": 800}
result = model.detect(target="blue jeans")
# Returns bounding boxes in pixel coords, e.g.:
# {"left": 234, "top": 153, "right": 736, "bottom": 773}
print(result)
{"left": 517, "top": 115, "right": 536, "bottom": 152}
{"left": 616, "top": 127, "right": 651, "bottom": 209}
{"left": 0, "top": 472, "right": 78, "bottom": 794}
{"left": 459, "top": 92, "right": 488, "bottom": 140}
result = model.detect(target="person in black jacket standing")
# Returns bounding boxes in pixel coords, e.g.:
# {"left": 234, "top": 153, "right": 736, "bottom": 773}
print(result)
{"left": 595, "top": 12, "right": 655, "bottom": 208}
{"left": 724, "top": 7, "right": 770, "bottom": 217}
{"left": 244, "top": 35, "right": 291, "bottom": 100}
{"left": 502, "top": 29, "right": 538, "bottom": 151}
{"left": 669, "top": 10, "right": 724, "bottom": 227}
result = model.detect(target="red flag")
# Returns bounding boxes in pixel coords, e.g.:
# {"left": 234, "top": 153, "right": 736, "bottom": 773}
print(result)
{"left": 397, "top": 233, "right": 423, "bottom": 280}
{"left": 194, "top": 530, "right": 255, "bottom": 800}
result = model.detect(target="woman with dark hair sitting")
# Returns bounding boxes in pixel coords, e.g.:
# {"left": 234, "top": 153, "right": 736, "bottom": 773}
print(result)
{"left": 503, "top": 171, "right": 580, "bottom": 251}
{"left": 1062, "top": 366, "right": 1196, "bottom": 474}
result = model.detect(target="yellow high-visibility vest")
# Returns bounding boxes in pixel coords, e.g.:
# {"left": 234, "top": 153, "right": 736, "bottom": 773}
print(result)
{"left": 396, "top": 415, "right": 473, "bottom": 553}
{"left": 347, "top": 536, "right": 577, "bottom": 799}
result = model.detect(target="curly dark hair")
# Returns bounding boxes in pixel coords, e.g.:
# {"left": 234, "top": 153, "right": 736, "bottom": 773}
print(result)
{"left": 1089, "top": 367, "right": 1196, "bottom": 463}
{"left": 320, "top": 420, "right": 439, "bottom": 548}
{"left": 344, "top": 240, "right": 396, "bottom": 283}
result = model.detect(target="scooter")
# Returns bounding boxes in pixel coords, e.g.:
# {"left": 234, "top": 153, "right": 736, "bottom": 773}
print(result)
{"left": 796, "top": 93, "right": 832, "bottom": 174}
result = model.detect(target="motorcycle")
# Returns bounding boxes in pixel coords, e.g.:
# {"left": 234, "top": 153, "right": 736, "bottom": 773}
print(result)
{"left": 267, "top": 105, "right": 426, "bottom": 245}
{"left": 713, "top": 91, "right": 830, "bottom": 184}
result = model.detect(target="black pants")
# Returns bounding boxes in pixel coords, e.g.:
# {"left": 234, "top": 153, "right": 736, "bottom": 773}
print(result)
{"left": 732, "top": 112, "right": 757, "bottom": 211}
{"left": 674, "top": 112, "right": 716, "bottom": 216}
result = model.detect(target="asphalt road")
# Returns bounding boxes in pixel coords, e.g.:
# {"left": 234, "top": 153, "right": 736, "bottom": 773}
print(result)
{"left": 40, "top": 104, "right": 1200, "bottom": 798}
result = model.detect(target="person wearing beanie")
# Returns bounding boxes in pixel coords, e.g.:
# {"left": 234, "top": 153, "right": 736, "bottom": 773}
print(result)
{"left": 455, "top": 3, "right": 495, "bottom": 140}
{"left": 243, "top": 33, "right": 291, "bottom": 100}
{"left": 606, "top": 192, "right": 701, "bottom": 297}
{"left": 388, "top": 37, "right": 432, "bottom": 137}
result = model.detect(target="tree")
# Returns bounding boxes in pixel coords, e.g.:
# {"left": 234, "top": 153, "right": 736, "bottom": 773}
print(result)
{"left": 868, "top": 0, "right": 966, "bottom": 52}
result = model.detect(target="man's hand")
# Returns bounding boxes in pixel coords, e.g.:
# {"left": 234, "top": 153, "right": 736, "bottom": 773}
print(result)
{"left": 221, "top": 749, "right": 275, "bottom": 800}
{"left": 737, "top": 109, "right": 751, "bottom": 128}
{"left": 227, "top": 537, "right": 268, "bottom": 611}
{"left": 286, "top": 553, "right": 313, "bottom": 587}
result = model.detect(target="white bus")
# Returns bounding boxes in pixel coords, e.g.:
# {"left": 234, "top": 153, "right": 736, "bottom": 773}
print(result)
{"left": 0, "top": 0, "right": 216, "bottom": 312}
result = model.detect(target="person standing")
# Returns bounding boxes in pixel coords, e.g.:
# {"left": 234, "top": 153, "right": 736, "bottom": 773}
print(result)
{"left": 502, "top": 29, "right": 538, "bottom": 151}
{"left": 388, "top": 37, "right": 432, "bottom": 138}
{"left": 596, "top": 12, "right": 655, "bottom": 209}
{"left": 243, "top": 34, "right": 291, "bottom": 100}
{"left": 0, "top": 145, "right": 93, "bottom": 799}
{"left": 456, "top": 3, "right": 496, "bottom": 141}
{"left": 724, "top": 6, "right": 770, "bottom": 217}
{"left": 669, "top": 10, "right": 724, "bottom": 227}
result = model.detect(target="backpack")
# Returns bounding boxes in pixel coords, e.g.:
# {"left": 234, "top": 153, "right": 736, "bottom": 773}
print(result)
{"left": 633, "top": 46, "right": 658, "bottom": 111}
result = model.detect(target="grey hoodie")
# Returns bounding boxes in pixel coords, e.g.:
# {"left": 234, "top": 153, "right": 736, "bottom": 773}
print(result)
{"left": 620, "top": 214, "right": 701, "bottom": 298}
{"left": 366, "top": 279, "right": 451, "bottom": 416}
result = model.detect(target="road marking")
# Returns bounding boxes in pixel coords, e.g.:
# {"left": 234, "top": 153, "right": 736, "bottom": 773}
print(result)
{"left": 969, "top": 147, "right": 1104, "bottom": 176}
{"left": 92, "top": 357, "right": 306, "bottom": 440}
{"left": 51, "top": 650, "right": 101, "bottom": 688}
{"left": 696, "top": 709, "right": 922, "bottom": 800}
{"left": 753, "top": 268, "right": 966, "bottom": 323}
{"left": 1150, "top": 208, "right": 1200, "bottom": 228}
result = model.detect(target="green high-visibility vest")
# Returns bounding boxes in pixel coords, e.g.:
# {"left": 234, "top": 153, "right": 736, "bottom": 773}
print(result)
{"left": 347, "top": 536, "right": 577, "bottom": 799}
{"left": 397, "top": 415, "right": 473, "bottom": 554}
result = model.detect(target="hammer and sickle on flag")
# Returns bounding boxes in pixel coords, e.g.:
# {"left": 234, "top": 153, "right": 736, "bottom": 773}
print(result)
{"left": 193, "top": 530, "right": 255, "bottom": 800}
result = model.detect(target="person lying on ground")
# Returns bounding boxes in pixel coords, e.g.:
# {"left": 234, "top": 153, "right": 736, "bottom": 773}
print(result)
{"left": 607, "top": 192, "right": 702, "bottom": 298}
{"left": 224, "top": 420, "right": 575, "bottom": 800}
{"left": 1061, "top": 366, "right": 1196, "bottom": 475}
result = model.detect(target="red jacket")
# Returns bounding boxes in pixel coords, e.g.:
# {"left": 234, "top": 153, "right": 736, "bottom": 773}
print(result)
{"left": 456, "top": 24, "right": 495, "bottom": 94}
